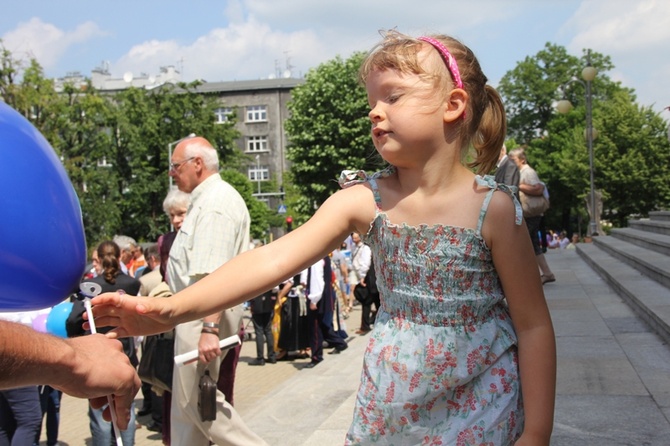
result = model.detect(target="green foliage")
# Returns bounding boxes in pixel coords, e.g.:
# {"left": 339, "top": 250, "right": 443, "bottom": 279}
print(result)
{"left": 220, "top": 169, "right": 271, "bottom": 240}
{"left": 285, "top": 52, "right": 385, "bottom": 216}
{"left": 0, "top": 49, "right": 246, "bottom": 248}
{"left": 500, "top": 43, "right": 670, "bottom": 234}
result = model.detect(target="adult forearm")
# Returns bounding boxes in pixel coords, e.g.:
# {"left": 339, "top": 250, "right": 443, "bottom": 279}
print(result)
{"left": 519, "top": 183, "right": 544, "bottom": 196}
{"left": 0, "top": 321, "right": 69, "bottom": 388}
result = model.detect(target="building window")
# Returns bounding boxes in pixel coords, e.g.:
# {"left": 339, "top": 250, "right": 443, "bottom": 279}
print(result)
{"left": 214, "top": 107, "right": 233, "bottom": 123}
{"left": 246, "top": 105, "right": 267, "bottom": 122}
{"left": 246, "top": 135, "right": 268, "bottom": 152}
{"left": 248, "top": 166, "right": 270, "bottom": 182}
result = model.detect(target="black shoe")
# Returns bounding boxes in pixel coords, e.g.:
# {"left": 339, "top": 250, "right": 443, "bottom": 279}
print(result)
{"left": 305, "top": 361, "right": 321, "bottom": 369}
{"left": 249, "top": 358, "right": 265, "bottom": 366}
{"left": 146, "top": 421, "right": 162, "bottom": 433}
{"left": 266, "top": 356, "right": 277, "bottom": 364}
{"left": 137, "top": 407, "right": 152, "bottom": 417}
{"left": 329, "top": 344, "right": 348, "bottom": 354}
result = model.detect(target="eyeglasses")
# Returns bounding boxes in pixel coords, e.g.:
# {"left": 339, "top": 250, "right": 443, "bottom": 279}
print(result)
{"left": 169, "top": 157, "right": 195, "bottom": 172}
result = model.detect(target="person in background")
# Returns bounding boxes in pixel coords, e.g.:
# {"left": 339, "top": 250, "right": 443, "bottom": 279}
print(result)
{"left": 137, "top": 243, "right": 164, "bottom": 433}
{"left": 165, "top": 136, "right": 264, "bottom": 445}
{"left": 113, "top": 235, "right": 137, "bottom": 276}
{"left": 36, "top": 385, "right": 62, "bottom": 446}
{"left": 68, "top": 240, "right": 141, "bottom": 446}
{"left": 509, "top": 148, "right": 556, "bottom": 284}
{"left": 130, "top": 244, "right": 147, "bottom": 278}
{"left": 302, "top": 256, "right": 349, "bottom": 369}
{"left": 0, "top": 333, "right": 41, "bottom": 446}
{"left": 494, "top": 144, "right": 520, "bottom": 194}
{"left": 154, "top": 188, "right": 190, "bottom": 446}
{"left": 248, "top": 285, "right": 279, "bottom": 366}
{"left": 558, "top": 230, "right": 571, "bottom": 249}
{"left": 566, "top": 233, "right": 580, "bottom": 250}
{"left": 350, "top": 233, "right": 375, "bottom": 335}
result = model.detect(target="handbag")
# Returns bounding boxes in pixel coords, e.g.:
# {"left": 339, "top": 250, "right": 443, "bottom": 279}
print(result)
{"left": 137, "top": 331, "right": 175, "bottom": 394}
{"left": 520, "top": 191, "right": 550, "bottom": 217}
{"left": 198, "top": 370, "right": 217, "bottom": 422}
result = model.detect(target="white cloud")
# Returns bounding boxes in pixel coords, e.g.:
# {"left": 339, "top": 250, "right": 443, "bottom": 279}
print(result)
{"left": 558, "top": 0, "right": 670, "bottom": 112}
{"left": 1, "top": 17, "right": 104, "bottom": 69}
{"left": 114, "top": 17, "right": 325, "bottom": 81}
{"left": 110, "top": 0, "right": 519, "bottom": 82}
{"left": 565, "top": 0, "right": 670, "bottom": 53}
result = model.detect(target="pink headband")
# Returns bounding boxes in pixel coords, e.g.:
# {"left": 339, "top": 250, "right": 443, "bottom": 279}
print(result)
{"left": 418, "top": 36, "right": 464, "bottom": 90}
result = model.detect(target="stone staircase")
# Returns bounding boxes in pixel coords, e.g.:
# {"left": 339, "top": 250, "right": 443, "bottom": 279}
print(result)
{"left": 576, "top": 210, "right": 670, "bottom": 343}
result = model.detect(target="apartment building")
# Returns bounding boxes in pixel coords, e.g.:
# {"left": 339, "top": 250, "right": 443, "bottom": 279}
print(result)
{"left": 194, "top": 78, "right": 304, "bottom": 210}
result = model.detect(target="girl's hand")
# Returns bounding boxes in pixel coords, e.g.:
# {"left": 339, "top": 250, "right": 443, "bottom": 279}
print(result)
{"left": 88, "top": 292, "right": 176, "bottom": 338}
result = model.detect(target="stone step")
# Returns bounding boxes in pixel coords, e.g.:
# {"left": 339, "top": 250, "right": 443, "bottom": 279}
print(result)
{"left": 628, "top": 218, "right": 670, "bottom": 236}
{"left": 610, "top": 227, "right": 670, "bottom": 256}
{"left": 592, "top": 235, "right": 670, "bottom": 289}
{"left": 576, "top": 242, "right": 670, "bottom": 344}
{"left": 650, "top": 210, "right": 670, "bottom": 222}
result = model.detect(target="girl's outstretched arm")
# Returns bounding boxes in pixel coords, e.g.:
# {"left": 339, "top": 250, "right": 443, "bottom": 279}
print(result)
{"left": 484, "top": 191, "right": 556, "bottom": 446}
{"left": 91, "top": 184, "right": 377, "bottom": 338}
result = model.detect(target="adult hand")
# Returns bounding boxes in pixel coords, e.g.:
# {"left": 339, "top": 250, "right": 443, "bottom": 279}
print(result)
{"left": 57, "top": 335, "right": 141, "bottom": 430}
{"left": 89, "top": 292, "right": 176, "bottom": 337}
{"left": 198, "top": 332, "right": 222, "bottom": 364}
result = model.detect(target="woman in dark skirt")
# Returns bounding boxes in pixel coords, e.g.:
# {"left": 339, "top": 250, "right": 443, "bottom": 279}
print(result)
{"left": 277, "top": 275, "right": 310, "bottom": 359}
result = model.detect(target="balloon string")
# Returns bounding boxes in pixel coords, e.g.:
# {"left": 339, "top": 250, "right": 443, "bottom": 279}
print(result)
{"left": 85, "top": 299, "right": 124, "bottom": 446}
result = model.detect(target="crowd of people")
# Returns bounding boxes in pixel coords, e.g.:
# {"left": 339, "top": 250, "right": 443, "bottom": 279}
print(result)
{"left": 2, "top": 30, "right": 560, "bottom": 445}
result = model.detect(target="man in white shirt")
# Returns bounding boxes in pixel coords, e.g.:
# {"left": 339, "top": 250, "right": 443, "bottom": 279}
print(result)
{"left": 350, "top": 233, "right": 377, "bottom": 334}
{"left": 167, "top": 136, "right": 265, "bottom": 445}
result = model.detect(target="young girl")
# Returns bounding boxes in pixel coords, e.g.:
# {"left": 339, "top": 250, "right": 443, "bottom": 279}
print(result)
{"left": 92, "top": 30, "right": 556, "bottom": 445}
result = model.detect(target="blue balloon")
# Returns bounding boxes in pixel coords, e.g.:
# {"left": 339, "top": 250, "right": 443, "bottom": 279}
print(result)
{"left": 0, "top": 102, "right": 86, "bottom": 310}
{"left": 46, "top": 301, "right": 73, "bottom": 338}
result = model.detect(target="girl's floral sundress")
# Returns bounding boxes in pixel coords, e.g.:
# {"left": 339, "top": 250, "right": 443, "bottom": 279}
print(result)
{"left": 340, "top": 169, "right": 525, "bottom": 446}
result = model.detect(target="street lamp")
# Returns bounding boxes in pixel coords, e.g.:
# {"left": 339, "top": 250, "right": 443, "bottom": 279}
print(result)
{"left": 167, "top": 133, "right": 196, "bottom": 189}
{"left": 557, "top": 49, "right": 599, "bottom": 236}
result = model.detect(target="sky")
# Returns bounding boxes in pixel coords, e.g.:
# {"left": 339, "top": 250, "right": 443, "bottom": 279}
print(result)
{"left": 2, "top": 0, "right": 669, "bottom": 115}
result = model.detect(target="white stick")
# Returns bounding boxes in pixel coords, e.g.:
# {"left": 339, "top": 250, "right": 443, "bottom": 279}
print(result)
{"left": 174, "top": 334, "right": 241, "bottom": 366}
{"left": 85, "top": 299, "right": 124, "bottom": 446}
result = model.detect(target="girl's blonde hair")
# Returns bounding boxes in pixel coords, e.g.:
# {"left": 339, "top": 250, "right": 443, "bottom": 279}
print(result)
{"left": 359, "top": 30, "right": 506, "bottom": 174}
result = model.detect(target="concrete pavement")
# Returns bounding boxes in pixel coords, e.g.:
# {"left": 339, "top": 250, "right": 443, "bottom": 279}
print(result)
{"left": 40, "top": 249, "right": 670, "bottom": 445}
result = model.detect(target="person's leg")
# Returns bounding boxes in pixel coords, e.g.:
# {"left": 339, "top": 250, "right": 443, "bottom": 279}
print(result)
{"left": 261, "top": 313, "right": 275, "bottom": 362}
{"left": 88, "top": 405, "right": 111, "bottom": 446}
{"left": 250, "top": 314, "right": 265, "bottom": 362}
{"left": 526, "top": 216, "right": 555, "bottom": 281}
{"left": 45, "top": 386, "right": 62, "bottom": 446}
{"left": 119, "top": 401, "right": 136, "bottom": 445}
{"left": 138, "top": 381, "right": 153, "bottom": 415}
{"left": 307, "top": 306, "right": 323, "bottom": 365}
{"left": 2, "top": 387, "right": 41, "bottom": 446}
{"left": 147, "top": 390, "right": 163, "bottom": 432}
{"left": 161, "top": 391, "right": 171, "bottom": 445}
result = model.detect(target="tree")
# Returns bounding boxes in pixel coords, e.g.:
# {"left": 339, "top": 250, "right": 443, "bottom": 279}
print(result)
{"left": 284, "top": 52, "right": 385, "bottom": 219}
{"left": 0, "top": 45, "right": 254, "bottom": 247}
{"left": 499, "top": 43, "right": 670, "bottom": 233}
{"left": 220, "top": 169, "right": 271, "bottom": 240}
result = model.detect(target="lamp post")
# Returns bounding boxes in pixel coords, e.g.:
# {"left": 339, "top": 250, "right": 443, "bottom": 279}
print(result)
{"left": 167, "top": 133, "right": 196, "bottom": 189}
{"left": 557, "top": 49, "right": 599, "bottom": 236}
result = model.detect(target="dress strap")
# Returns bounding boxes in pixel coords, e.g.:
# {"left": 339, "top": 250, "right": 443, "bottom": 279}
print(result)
{"left": 474, "top": 175, "right": 523, "bottom": 234}
{"left": 338, "top": 166, "right": 395, "bottom": 212}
